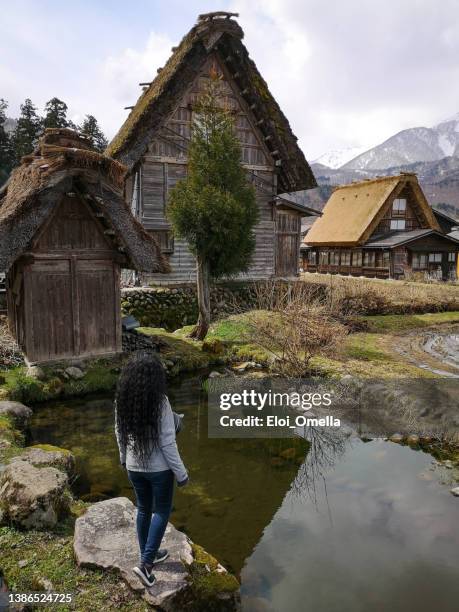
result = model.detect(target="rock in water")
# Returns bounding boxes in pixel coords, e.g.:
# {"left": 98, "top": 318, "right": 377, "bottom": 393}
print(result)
{"left": 64, "top": 366, "right": 85, "bottom": 380}
{"left": 10, "top": 446, "right": 75, "bottom": 475}
{"left": 450, "top": 487, "right": 459, "bottom": 497}
{"left": 0, "top": 461, "right": 69, "bottom": 529}
{"left": 0, "top": 401, "right": 33, "bottom": 427}
{"left": 74, "top": 497, "right": 240, "bottom": 610}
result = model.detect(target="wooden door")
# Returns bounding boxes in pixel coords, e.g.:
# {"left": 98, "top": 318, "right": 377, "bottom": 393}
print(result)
{"left": 76, "top": 260, "right": 120, "bottom": 356}
{"left": 24, "top": 258, "right": 120, "bottom": 363}
{"left": 25, "top": 259, "right": 75, "bottom": 362}
{"left": 275, "top": 212, "right": 300, "bottom": 277}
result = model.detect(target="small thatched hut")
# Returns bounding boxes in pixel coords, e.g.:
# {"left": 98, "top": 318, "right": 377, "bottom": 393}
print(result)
{"left": 0, "top": 128, "right": 168, "bottom": 364}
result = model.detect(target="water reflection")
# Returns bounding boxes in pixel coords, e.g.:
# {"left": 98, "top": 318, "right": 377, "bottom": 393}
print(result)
{"left": 28, "top": 376, "right": 459, "bottom": 610}
{"left": 241, "top": 438, "right": 459, "bottom": 612}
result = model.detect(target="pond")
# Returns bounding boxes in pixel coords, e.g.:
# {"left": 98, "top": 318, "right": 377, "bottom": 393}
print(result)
{"left": 29, "top": 375, "right": 459, "bottom": 612}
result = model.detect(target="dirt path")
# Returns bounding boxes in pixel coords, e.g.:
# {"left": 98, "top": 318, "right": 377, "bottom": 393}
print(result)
{"left": 391, "top": 324, "right": 459, "bottom": 378}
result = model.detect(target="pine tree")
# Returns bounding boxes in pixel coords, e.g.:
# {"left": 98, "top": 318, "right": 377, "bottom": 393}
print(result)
{"left": 167, "top": 78, "right": 258, "bottom": 339}
{"left": 0, "top": 99, "right": 14, "bottom": 183}
{"left": 11, "top": 98, "right": 42, "bottom": 162}
{"left": 43, "top": 97, "right": 69, "bottom": 129}
{"left": 79, "top": 115, "right": 108, "bottom": 152}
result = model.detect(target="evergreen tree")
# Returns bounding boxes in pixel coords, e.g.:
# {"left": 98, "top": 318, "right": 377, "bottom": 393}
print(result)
{"left": 11, "top": 98, "right": 42, "bottom": 162}
{"left": 43, "top": 97, "right": 69, "bottom": 129}
{"left": 167, "top": 78, "right": 258, "bottom": 339}
{"left": 0, "top": 99, "right": 14, "bottom": 183}
{"left": 79, "top": 115, "right": 108, "bottom": 152}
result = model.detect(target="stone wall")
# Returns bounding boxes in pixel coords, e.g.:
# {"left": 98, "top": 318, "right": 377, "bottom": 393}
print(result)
{"left": 121, "top": 282, "right": 258, "bottom": 330}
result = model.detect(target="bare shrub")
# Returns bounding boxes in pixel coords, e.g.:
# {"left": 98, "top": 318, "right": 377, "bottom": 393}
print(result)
{"left": 300, "top": 272, "right": 459, "bottom": 314}
{"left": 239, "top": 281, "right": 347, "bottom": 377}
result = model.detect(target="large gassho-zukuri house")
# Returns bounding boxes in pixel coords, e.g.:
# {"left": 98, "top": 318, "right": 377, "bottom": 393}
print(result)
{"left": 106, "top": 11, "right": 318, "bottom": 282}
{"left": 0, "top": 128, "right": 168, "bottom": 364}
{"left": 301, "top": 173, "right": 459, "bottom": 281}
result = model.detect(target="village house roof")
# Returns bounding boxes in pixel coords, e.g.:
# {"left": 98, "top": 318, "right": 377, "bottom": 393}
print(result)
{"left": 305, "top": 173, "right": 441, "bottom": 247}
{"left": 0, "top": 128, "right": 169, "bottom": 274}
{"left": 106, "top": 12, "right": 316, "bottom": 195}
{"left": 365, "top": 228, "right": 459, "bottom": 249}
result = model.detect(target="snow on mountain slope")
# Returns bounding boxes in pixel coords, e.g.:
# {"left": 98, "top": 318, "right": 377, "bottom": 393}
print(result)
{"left": 312, "top": 146, "right": 366, "bottom": 169}
{"left": 341, "top": 113, "right": 459, "bottom": 171}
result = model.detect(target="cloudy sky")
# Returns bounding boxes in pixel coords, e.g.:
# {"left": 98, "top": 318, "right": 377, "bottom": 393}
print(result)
{"left": 2, "top": 0, "right": 459, "bottom": 160}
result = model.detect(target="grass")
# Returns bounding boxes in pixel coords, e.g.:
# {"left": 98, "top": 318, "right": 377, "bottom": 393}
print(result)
{"left": 308, "top": 311, "right": 459, "bottom": 378}
{"left": 0, "top": 520, "right": 148, "bottom": 612}
{"left": 361, "top": 311, "right": 459, "bottom": 332}
{"left": 0, "top": 359, "right": 122, "bottom": 404}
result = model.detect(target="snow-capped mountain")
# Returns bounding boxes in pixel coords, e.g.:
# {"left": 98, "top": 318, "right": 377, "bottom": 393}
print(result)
{"left": 341, "top": 113, "right": 459, "bottom": 171}
{"left": 312, "top": 146, "right": 366, "bottom": 169}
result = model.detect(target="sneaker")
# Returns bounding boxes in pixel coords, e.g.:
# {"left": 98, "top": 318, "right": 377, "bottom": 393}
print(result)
{"left": 133, "top": 564, "right": 156, "bottom": 588}
{"left": 153, "top": 549, "right": 169, "bottom": 565}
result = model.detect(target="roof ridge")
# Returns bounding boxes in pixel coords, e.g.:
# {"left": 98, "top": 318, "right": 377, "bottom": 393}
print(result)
{"left": 332, "top": 173, "right": 415, "bottom": 192}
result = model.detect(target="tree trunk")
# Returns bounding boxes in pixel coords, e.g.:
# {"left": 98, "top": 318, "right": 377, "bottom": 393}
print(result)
{"left": 190, "top": 255, "right": 210, "bottom": 340}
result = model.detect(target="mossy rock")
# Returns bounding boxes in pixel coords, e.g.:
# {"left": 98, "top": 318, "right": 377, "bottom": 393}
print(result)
{"left": 188, "top": 544, "right": 240, "bottom": 611}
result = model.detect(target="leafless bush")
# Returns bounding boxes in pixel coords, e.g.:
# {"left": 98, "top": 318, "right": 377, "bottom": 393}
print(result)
{"left": 238, "top": 281, "right": 348, "bottom": 377}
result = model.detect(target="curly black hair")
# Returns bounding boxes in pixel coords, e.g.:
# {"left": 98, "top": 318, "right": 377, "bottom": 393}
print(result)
{"left": 115, "top": 351, "right": 167, "bottom": 465}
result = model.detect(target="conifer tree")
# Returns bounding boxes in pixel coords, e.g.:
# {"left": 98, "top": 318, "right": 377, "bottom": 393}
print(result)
{"left": 79, "top": 115, "right": 108, "bottom": 152}
{"left": 43, "top": 97, "right": 69, "bottom": 129}
{"left": 11, "top": 98, "right": 42, "bottom": 162}
{"left": 167, "top": 77, "right": 258, "bottom": 339}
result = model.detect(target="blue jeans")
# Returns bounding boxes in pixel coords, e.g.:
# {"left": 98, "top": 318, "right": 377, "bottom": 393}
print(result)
{"left": 128, "top": 469, "right": 174, "bottom": 565}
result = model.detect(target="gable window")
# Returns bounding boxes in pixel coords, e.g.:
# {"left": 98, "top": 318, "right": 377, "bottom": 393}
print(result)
{"left": 392, "top": 198, "right": 406, "bottom": 214}
{"left": 390, "top": 219, "right": 406, "bottom": 231}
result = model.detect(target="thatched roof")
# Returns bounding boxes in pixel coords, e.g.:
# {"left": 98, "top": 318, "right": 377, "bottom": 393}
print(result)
{"left": 0, "top": 128, "right": 169, "bottom": 274}
{"left": 106, "top": 12, "right": 316, "bottom": 194}
{"left": 305, "top": 173, "right": 441, "bottom": 247}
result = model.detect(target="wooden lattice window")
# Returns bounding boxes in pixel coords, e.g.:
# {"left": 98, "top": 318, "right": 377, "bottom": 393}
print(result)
{"left": 148, "top": 230, "right": 175, "bottom": 254}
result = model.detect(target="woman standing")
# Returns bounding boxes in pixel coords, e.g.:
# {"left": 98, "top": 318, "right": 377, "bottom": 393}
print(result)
{"left": 115, "top": 351, "right": 188, "bottom": 587}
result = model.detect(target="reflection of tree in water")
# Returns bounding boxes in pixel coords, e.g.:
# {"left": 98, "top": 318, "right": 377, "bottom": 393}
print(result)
{"left": 290, "top": 425, "right": 350, "bottom": 510}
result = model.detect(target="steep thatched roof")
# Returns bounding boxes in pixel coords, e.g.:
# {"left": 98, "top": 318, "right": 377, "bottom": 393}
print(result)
{"left": 106, "top": 12, "right": 316, "bottom": 194}
{"left": 0, "top": 128, "right": 169, "bottom": 274}
{"left": 305, "top": 173, "right": 441, "bottom": 247}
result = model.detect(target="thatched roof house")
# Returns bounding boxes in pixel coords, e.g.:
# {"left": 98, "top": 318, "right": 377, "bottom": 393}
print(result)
{"left": 107, "top": 12, "right": 317, "bottom": 282}
{"left": 306, "top": 174, "right": 440, "bottom": 247}
{"left": 0, "top": 128, "right": 168, "bottom": 363}
{"left": 107, "top": 13, "right": 315, "bottom": 195}
{"left": 0, "top": 128, "right": 168, "bottom": 274}
{"left": 302, "top": 173, "right": 459, "bottom": 281}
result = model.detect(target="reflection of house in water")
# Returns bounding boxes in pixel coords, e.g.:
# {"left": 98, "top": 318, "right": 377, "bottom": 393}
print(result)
{"left": 301, "top": 173, "right": 459, "bottom": 280}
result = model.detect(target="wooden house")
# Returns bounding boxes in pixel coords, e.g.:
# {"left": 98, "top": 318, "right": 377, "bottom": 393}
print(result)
{"left": 301, "top": 173, "right": 459, "bottom": 281}
{"left": 106, "top": 11, "right": 318, "bottom": 283}
{"left": 0, "top": 128, "right": 168, "bottom": 364}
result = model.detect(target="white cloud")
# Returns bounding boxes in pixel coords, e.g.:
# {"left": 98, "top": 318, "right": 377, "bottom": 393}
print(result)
{"left": 228, "top": 0, "right": 459, "bottom": 158}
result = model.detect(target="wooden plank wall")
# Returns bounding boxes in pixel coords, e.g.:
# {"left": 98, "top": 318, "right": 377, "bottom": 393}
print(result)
{"left": 137, "top": 54, "right": 277, "bottom": 284}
